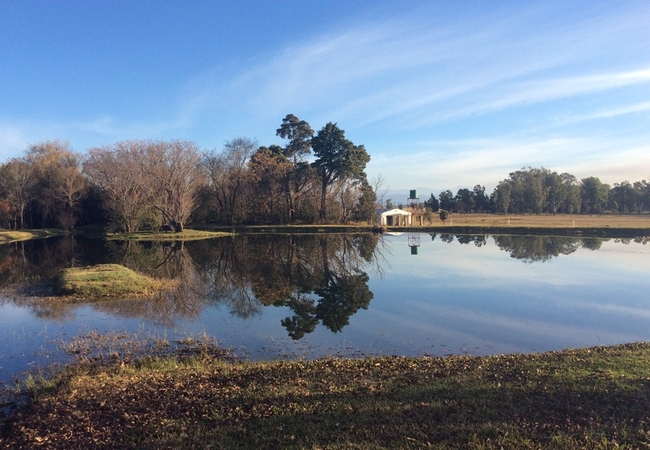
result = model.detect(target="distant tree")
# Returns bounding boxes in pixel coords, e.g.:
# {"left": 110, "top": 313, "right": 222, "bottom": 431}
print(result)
{"left": 472, "top": 185, "right": 490, "bottom": 212}
{"left": 424, "top": 193, "right": 439, "bottom": 212}
{"left": 438, "top": 190, "right": 455, "bottom": 212}
{"left": 492, "top": 180, "right": 512, "bottom": 214}
{"left": 580, "top": 177, "right": 610, "bottom": 214}
{"left": 634, "top": 180, "right": 650, "bottom": 212}
{"left": 311, "top": 122, "right": 370, "bottom": 222}
{"left": 560, "top": 173, "right": 581, "bottom": 213}
{"left": 454, "top": 188, "right": 475, "bottom": 213}
{"left": 610, "top": 181, "right": 638, "bottom": 213}
{"left": 439, "top": 210, "right": 449, "bottom": 224}
{"left": 545, "top": 171, "right": 566, "bottom": 214}
{"left": 506, "top": 167, "right": 550, "bottom": 214}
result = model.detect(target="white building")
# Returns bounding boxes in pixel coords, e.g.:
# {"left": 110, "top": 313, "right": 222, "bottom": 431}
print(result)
{"left": 379, "top": 208, "right": 413, "bottom": 226}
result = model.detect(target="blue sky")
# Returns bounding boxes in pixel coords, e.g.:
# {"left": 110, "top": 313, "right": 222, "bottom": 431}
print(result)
{"left": 1, "top": 1, "right": 649, "bottom": 192}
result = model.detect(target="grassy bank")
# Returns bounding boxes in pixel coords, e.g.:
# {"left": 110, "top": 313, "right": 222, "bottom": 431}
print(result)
{"left": 3, "top": 343, "right": 650, "bottom": 449}
{"left": 0, "top": 229, "right": 67, "bottom": 244}
{"left": 104, "top": 229, "right": 231, "bottom": 241}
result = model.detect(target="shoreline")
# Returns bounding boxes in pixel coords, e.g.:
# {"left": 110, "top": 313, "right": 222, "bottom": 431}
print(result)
{"left": 3, "top": 214, "right": 650, "bottom": 244}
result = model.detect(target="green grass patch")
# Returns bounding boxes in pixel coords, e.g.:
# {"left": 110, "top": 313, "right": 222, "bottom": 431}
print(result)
{"left": 3, "top": 342, "right": 650, "bottom": 448}
{"left": 53, "top": 264, "right": 171, "bottom": 298}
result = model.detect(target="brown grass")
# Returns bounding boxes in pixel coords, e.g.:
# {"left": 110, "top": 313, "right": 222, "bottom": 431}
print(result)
{"left": 422, "top": 213, "right": 650, "bottom": 229}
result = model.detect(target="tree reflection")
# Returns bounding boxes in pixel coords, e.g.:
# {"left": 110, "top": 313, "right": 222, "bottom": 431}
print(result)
{"left": 194, "top": 233, "right": 380, "bottom": 339}
{"left": 281, "top": 294, "right": 318, "bottom": 340}
{"left": 0, "top": 236, "right": 97, "bottom": 288}
{"left": 429, "top": 233, "right": 610, "bottom": 263}
{"left": 2, "top": 234, "right": 382, "bottom": 336}
{"left": 492, "top": 236, "right": 580, "bottom": 263}
{"left": 314, "top": 270, "right": 373, "bottom": 333}
{"left": 94, "top": 241, "right": 209, "bottom": 326}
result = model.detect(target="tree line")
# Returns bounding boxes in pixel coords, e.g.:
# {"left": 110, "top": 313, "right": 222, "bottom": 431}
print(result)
{"left": 0, "top": 114, "right": 373, "bottom": 230}
{"left": 2, "top": 119, "right": 648, "bottom": 232}
{"left": 424, "top": 167, "right": 650, "bottom": 215}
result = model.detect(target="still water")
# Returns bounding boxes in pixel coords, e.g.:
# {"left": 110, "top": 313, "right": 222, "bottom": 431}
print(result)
{"left": 1, "top": 233, "right": 649, "bottom": 385}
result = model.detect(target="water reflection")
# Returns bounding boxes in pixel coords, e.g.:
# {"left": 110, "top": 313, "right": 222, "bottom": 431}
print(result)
{"left": 0, "top": 234, "right": 385, "bottom": 339}
{"left": 425, "top": 233, "right": 646, "bottom": 263}
{"left": 195, "top": 234, "right": 380, "bottom": 339}
{"left": 1, "top": 233, "right": 648, "bottom": 340}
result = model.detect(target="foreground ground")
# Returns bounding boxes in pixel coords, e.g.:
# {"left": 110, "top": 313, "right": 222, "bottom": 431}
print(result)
{"left": 2, "top": 343, "right": 650, "bottom": 449}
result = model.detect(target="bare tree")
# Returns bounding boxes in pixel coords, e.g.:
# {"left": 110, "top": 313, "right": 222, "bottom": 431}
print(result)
{"left": 202, "top": 137, "right": 256, "bottom": 225}
{"left": 0, "top": 158, "right": 35, "bottom": 229}
{"left": 140, "top": 140, "right": 205, "bottom": 232}
{"left": 248, "top": 146, "right": 292, "bottom": 224}
{"left": 84, "top": 141, "right": 152, "bottom": 232}
{"left": 55, "top": 162, "right": 87, "bottom": 230}
{"left": 25, "top": 140, "right": 86, "bottom": 229}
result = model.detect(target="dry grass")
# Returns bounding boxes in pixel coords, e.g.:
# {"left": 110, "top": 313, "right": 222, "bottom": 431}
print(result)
{"left": 424, "top": 213, "right": 650, "bottom": 229}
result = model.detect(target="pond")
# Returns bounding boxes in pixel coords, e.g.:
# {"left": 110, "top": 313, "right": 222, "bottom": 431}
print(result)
{"left": 1, "top": 232, "right": 649, "bottom": 387}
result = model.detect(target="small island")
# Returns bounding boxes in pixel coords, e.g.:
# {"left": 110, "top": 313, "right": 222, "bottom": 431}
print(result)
{"left": 53, "top": 264, "right": 172, "bottom": 299}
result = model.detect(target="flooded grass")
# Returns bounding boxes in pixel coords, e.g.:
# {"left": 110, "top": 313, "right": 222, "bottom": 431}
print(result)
{"left": 2, "top": 341, "right": 650, "bottom": 448}
{"left": 53, "top": 264, "right": 173, "bottom": 298}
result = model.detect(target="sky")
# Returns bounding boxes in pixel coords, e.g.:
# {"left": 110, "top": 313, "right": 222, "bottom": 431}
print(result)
{"left": 1, "top": 0, "right": 649, "bottom": 193}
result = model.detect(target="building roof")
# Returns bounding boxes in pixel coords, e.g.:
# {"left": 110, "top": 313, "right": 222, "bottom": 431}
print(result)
{"left": 380, "top": 208, "right": 412, "bottom": 217}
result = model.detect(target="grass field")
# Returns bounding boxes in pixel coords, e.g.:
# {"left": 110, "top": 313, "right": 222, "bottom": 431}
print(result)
{"left": 424, "top": 213, "right": 650, "bottom": 229}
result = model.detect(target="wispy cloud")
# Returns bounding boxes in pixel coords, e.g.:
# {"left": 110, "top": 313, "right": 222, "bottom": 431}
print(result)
{"left": 557, "top": 101, "right": 650, "bottom": 124}
{"left": 177, "top": 2, "right": 650, "bottom": 134}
